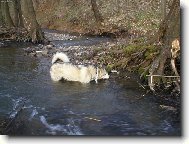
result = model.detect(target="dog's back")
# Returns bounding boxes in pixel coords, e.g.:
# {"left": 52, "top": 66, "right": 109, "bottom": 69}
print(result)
{"left": 50, "top": 52, "right": 109, "bottom": 83}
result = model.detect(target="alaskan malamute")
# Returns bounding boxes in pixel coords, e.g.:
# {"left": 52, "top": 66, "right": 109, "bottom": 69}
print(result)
{"left": 50, "top": 52, "right": 109, "bottom": 83}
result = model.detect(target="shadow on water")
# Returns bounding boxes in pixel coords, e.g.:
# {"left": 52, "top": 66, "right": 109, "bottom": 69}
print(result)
{"left": 0, "top": 37, "right": 181, "bottom": 136}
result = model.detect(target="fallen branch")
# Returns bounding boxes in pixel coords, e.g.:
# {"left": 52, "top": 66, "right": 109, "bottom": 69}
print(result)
{"left": 146, "top": 74, "right": 180, "bottom": 92}
{"left": 146, "top": 75, "right": 180, "bottom": 78}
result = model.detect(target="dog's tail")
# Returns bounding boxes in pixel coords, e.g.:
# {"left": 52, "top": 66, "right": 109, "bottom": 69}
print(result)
{"left": 52, "top": 52, "right": 70, "bottom": 64}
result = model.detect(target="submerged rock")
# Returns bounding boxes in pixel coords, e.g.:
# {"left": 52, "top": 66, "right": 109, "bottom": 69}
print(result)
{"left": 0, "top": 42, "right": 4, "bottom": 47}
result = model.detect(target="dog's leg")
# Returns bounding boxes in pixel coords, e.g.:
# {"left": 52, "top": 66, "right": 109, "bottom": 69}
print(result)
{"left": 50, "top": 73, "right": 62, "bottom": 81}
{"left": 95, "top": 79, "right": 98, "bottom": 83}
{"left": 80, "top": 67, "right": 91, "bottom": 83}
{"left": 50, "top": 69, "right": 63, "bottom": 81}
{"left": 95, "top": 67, "right": 98, "bottom": 83}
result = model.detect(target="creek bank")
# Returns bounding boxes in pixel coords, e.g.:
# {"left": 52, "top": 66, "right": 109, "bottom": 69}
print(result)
{"left": 23, "top": 31, "right": 180, "bottom": 114}
{"left": 23, "top": 32, "right": 129, "bottom": 70}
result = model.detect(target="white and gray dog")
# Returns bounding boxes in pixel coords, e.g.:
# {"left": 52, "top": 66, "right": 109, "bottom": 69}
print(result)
{"left": 50, "top": 52, "right": 109, "bottom": 83}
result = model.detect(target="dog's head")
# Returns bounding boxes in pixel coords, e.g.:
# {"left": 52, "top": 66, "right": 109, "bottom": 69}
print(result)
{"left": 98, "top": 68, "right": 109, "bottom": 79}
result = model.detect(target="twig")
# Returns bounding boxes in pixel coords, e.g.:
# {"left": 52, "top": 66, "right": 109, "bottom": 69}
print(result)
{"left": 140, "top": 65, "right": 151, "bottom": 79}
{"left": 146, "top": 75, "right": 180, "bottom": 78}
{"left": 137, "top": 81, "right": 146, "bottom": 89}
{"left": 148, "top": 75, "right": 155, "bottom": 91}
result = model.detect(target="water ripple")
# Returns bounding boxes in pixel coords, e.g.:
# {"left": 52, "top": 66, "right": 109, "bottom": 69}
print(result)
{"left": 40, "top": 116, "right": 83, "bottom": 135}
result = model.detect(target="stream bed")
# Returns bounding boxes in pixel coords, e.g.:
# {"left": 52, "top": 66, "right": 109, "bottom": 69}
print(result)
{"left": 0, "top": 30, "right": 181, "bottom": 136}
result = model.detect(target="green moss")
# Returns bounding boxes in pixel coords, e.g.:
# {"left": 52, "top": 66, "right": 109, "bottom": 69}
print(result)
{"left": 144, "top": 51, "right": 153, "bottom": 60}
{"left": 138, "top": 66, "right": 149, "bottom": 80}
{"left": 146, "top": 45, "right": 156, "bottom": 51}
{"left": 144, "top": 45, "right": 158, "bottom": 60}
{"left": 106, "top": 64, "right": 114, "bottom": 72}
{"left": 123, "top": 44, "right": 139, "bottom": 54}
{"left": 124, "top": 44, "right": 155, "bottom": 55}
{"left": 138, "top": 67, "right": 144, "bottom": 75}
{"left": 134, "top": 37, "right": 147, "bottom": 43}
{"left": 123, "top": 43, "right": 151, "bottom": 55}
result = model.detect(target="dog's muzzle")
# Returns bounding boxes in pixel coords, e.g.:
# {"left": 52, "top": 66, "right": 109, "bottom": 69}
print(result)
{"left": 102, "top": 73, "right": 109, "bottom": 79}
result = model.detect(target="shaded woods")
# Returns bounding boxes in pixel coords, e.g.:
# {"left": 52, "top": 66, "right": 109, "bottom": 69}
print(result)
{"left": 0, "top": 0, "right": 180, "bottom": 97}
{"left": 0, "top": 0, "right": 44, "bottom": 43}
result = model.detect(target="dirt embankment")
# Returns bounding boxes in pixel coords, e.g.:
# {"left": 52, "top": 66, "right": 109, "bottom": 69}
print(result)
{"left": 34, "top": 0, "right": 163, "bottom": 37}
{"left": 32, "top": 0, "right": 175, "bottom": 79}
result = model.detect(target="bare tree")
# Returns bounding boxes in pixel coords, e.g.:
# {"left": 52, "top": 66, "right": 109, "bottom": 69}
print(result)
{"left": 20, "top": 0, "right": 44, "bottom": 43}
{"left": 1, "top": 0, "right": 14, "bottom": 27}
{"left": 148, "top": 0, "right": 180, "bottom": 91}
{"left": 0, "top": 1, "right": 4, "bottom": 26}
{"left": 12, "top": 0, "right": 24, "bottom": 27}
{"left": 161, "top": 0, "right": 166, "bottom": 21}
{"left": 90, "top": 0, "right": 103, "bottom": 25}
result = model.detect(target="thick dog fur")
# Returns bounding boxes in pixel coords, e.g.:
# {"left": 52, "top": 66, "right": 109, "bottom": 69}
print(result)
{"left": 50, "top": 52, "right": 109, "bottom": 83}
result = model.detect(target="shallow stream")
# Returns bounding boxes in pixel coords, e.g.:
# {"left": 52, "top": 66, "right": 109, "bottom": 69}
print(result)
{"left": 0, "top": 30, "right": 181, "bottom": 136}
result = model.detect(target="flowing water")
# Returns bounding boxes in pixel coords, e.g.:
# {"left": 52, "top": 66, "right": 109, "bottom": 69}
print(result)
{"left": 0, "top": 31, "right": 181, "bottom": 136}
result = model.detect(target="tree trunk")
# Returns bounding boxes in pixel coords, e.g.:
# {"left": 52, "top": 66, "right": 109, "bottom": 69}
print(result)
{"left": 90, "top": 0, "right": 103, "bottom": 25}
{"left": 20, "top": 0, "right": 44, "bottom": 43}
{"left": 161, "top": 0, "right": 166, "bottom": 21}
{"left": 1, "top": 0, "right": 14, "bottom": 28}
{"left": 148, "top": 0, "right": 180, "bottom": 91}
{"left": 157, "top": 0, "right": 180, "bottom": 44}
{"left": 0, "top": 1, "right": 4, "bottom": 26}
{"left": 12, "top": 0, "right": 24, "bottom": 27}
